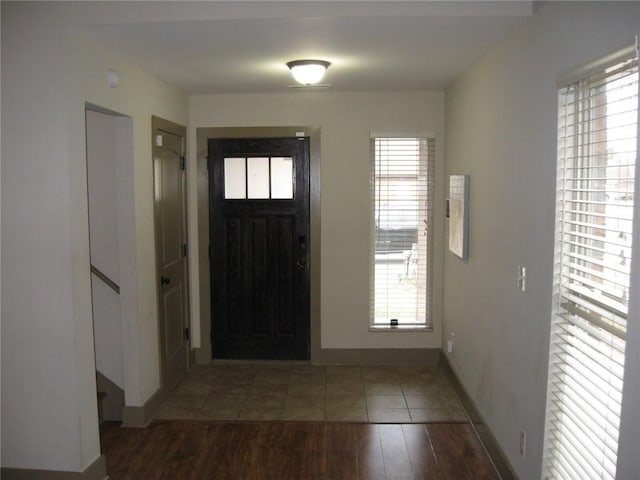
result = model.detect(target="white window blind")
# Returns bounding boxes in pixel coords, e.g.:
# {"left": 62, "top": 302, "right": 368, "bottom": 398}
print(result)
{"left": 543, "top": 49, "right": 638, "bottom": 480}
{"left": 370, "top": 136, "right": 434, "bottom": 329}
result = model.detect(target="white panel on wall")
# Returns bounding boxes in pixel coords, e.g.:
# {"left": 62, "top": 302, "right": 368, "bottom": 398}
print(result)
{"left": 448, "top": 174, "right": 469, "bottom": 260}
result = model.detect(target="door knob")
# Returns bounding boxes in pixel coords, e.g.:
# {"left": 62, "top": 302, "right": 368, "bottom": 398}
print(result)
{"left": 161, "top": 276, "right": 171, "bottom": 285}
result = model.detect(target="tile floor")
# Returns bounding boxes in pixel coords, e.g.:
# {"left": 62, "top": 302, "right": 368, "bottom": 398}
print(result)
{"left": 154, "top": 364, "right": 467, "bottom": 423}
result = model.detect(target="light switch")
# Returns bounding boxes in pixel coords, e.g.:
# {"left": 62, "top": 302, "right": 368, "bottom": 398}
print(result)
{"left": 517, "top": 265, "right": 527, "bottom": 292}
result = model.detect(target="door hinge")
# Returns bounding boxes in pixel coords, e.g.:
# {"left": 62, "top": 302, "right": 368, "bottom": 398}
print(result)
{"left": 184, "top": 327, "right": 190, "bottom": 341}
{"left": 182, "top": 243, "right": 188, "bottom": 257}
{"left": 180, "top": 156, "right": 186, "bottom": 170}
{"left": 208, "top": 244, "right": 211, "bottom": 260}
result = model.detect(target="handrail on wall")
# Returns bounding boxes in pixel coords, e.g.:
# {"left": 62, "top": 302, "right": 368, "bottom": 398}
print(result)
{"left": 90, "top": 264, "right": 120, "bottom": 294}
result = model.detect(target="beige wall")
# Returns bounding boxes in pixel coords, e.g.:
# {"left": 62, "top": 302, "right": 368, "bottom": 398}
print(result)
{"left": 189, "top": 91, "right": 445, "bottom": 353}
{"left": 444, "top": 2, "right": 640, "bottom": 479}
{"left": 2, "top": 3, "right": 188, "bottom": 472}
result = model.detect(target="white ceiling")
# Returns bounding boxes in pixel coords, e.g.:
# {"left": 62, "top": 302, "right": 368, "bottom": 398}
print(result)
{"left": 79, "top": 1, "right": 533, "bottom": 94}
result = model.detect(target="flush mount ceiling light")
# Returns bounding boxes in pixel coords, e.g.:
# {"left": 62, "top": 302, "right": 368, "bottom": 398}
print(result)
{"left": 286, "top": 60, "right": 331, "bottom": 85}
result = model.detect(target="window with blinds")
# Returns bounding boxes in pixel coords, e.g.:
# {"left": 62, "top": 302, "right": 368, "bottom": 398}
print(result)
{"left": 370, "top": 136, "right": 434, "bottom": 329}
{"left": 542, "top": 47, "right": 638, "bottom": 480}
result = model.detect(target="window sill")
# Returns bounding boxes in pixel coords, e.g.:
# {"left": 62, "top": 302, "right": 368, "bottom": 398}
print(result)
{"left": 369, "top": 325, "right": 431, "bottom": 333}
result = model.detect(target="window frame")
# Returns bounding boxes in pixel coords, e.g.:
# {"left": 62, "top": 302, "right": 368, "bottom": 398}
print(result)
{"left": 542, "top": 45, "right": 639, "bottom": 480}
{"left": 369, "top": 134, "right": 435, "bottom": 332}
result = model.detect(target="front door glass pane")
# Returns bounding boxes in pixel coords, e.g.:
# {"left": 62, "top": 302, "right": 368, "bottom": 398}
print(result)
{"left": 247, "top": 157, "right": 270, "bottom": 199}
{"left": 271, "top": 157, "right": 294, "bottom": 199}
{"left": 224, "top": 157, "right": 246, "bottom": 199}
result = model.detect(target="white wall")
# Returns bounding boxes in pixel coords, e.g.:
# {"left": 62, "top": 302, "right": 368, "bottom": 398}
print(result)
{"left": 189, "top": 91, "right": 445, "bottom": 351}
{"left": 2, "top": 4, "right": 87, "bottom": 471}
{"left": 87, "top": 111, "right": 121, "bottom": 287}
{"left": 444, "top": 2, "right": 640, "bottom": 479}
{"left": 90, "top": 277, "right": 124, "bottom": 387}
{"left": 1, "top": 2, "right": 187, "bottom": 473}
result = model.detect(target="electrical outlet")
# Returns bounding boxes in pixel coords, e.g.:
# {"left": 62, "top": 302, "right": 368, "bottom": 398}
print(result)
{"left": 519, "top": 430, "right": 526, "bottom": 458}
{"left": 447, "top": 332, "right": 455, "bottom": 354}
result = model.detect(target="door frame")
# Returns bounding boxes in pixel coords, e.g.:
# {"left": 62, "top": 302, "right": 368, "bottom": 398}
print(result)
{"left": 195, "top": 126, "right": 321, "bottom": 363}
{"left": 84, "top": 104, "right": 133, "bottom": 422}
{"left": 152, "top": 115, "right": 190, "bottom": 390}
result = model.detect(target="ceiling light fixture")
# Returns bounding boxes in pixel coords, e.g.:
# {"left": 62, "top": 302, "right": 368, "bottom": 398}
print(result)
{"left": 286, "top": 60, "right": 331, "bottom": 85}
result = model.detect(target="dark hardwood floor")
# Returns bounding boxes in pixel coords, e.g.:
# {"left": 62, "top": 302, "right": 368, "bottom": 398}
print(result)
{"left": 101, "top": 420, "right": 498, "bottom": 479}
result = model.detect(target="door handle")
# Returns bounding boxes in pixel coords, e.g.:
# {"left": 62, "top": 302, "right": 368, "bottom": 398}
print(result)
{"left": 161, "top": 276, "right": 171, "bottom": 286}
{"left": 296, "top": 235, "right": 309, "bottom": 269}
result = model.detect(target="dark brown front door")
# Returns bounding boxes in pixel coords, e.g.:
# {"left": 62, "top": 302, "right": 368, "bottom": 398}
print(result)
{"left": 208, "top": 137, "right": 310, "bottom": 360}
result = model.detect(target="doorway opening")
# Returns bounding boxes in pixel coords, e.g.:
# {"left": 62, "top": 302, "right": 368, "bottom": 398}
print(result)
{"left": 195, "top": 126, "right": 321, "bottom": 363}
{"left": 85, "top": 105, "right": 133, "bottom": 426}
